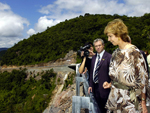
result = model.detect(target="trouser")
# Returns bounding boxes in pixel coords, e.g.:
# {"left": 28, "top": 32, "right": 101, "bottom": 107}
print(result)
{"left": 93, "top": 83, "right": 107, "bottom": 113}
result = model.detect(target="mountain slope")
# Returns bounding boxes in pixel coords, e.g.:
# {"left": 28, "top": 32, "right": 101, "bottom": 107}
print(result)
{"left": 1, "top": 13, "right": 150, "bottom": 66}
{"left": 0, "top": 48, "right": 8, "bottom": 51}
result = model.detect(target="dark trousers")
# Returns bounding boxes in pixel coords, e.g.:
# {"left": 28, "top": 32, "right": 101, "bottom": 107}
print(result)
{"left": 93, "top": 83, "right": 107, "bottom": 113}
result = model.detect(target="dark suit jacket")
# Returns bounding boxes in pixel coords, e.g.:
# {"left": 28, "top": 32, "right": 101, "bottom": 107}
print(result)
{"left": 89, "top": 51, "right": 112, "bottom": 98}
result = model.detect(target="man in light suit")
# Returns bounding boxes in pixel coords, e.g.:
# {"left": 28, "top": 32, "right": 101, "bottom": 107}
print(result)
{"left": 88, "top": 38, "right": 111, "bottom": 113}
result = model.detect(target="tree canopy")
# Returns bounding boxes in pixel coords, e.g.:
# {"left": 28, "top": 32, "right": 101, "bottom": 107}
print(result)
{"left": 0, "top": 68, "right": 56, "bottom": 113}
{"left": 1, "top": 13, "right": 150, "bottom": 66}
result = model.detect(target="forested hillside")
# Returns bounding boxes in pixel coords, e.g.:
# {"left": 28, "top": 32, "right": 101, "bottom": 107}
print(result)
{"left": 0, "top": 50, "right": 7, "bottom": 61}
{"left": 0, "top": 68, "right": 57, "bottom": 113}
{"left": 0, "top": 48, "right": 8, "bottom": 61}
{"left": 1, "top": 13, "right": 150, "bottom": 66}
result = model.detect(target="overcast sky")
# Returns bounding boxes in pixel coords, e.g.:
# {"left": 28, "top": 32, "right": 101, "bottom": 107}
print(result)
{"left": 0, "top": 0, "right": 150, "bottom": 48}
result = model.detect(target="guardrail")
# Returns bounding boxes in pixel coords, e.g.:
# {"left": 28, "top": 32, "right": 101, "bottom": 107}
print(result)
{"left": 69, "top": 63, "right": 101, "bottom": 113}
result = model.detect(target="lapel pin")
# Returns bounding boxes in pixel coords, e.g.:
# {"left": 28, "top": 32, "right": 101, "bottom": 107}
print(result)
{"left": 102, "top": 59, "right": 105, "bottom": 60}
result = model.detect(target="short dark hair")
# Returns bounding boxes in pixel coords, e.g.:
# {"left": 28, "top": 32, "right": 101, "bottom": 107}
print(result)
{"left": 84, "top": 42, "right": 93, "bottom": 46}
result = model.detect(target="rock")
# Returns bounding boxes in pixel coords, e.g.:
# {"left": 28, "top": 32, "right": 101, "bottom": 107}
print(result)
{"left": 32, "top": 94, "right": 35, "bottom": 100}
{"left": 43, "top": 83, "right": 77, "bottom": 113}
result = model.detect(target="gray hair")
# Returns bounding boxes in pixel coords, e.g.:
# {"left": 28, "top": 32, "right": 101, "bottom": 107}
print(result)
{"left": 93, "top": 38, "right": 104, "bottom": 46}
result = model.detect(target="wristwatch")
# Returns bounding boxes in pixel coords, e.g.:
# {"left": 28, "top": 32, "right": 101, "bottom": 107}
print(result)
{"left": 142, "top": 98, "right": 146, "bottom": 101}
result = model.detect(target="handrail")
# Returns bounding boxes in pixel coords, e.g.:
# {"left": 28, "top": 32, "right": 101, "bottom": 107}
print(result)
{"left": 69, "top": 63, "right": 101, "bottom": 113}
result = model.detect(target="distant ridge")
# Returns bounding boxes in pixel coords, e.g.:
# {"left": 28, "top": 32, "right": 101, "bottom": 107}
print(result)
{"left": 0, "top": 48, "right": 8, "bottom": 51}
{"left": 1, "top": 13, "right": 150, "bottom": 66}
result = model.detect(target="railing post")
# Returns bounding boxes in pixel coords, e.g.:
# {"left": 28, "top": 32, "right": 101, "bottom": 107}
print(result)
{"left": 76, "top": 77, "right": 81, "bottom": 96}
{"left": 72, "top": 96, "right": 91, "bottom": 113}
{"left": 70, "top": 63, "right": 101, "bottom": 113}
{"left": 72, "top": 96, "right": 81, "bottom": 113}
{"left": 76, "top": 63, "right": 81, "bottom": 77}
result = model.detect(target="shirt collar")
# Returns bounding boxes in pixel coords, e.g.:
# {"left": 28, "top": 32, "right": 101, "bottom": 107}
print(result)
{"left": 97, "top": 50, "right": 105, "bottom": 59}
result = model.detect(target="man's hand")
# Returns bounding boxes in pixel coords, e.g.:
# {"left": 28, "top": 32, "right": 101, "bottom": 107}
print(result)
{"left": 103, "top": 81, "right": 111, "bottom": 89}
{"left": 88, "top": 87, "right": 92, "bottom": 94}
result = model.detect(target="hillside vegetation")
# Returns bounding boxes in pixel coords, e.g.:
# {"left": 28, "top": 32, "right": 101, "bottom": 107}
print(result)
{"left": 1, "top": 13, "right": 150, "bottom": 66}
{"left": 0, "top": 68, "right": 57, "bottom": 113}
{"left": 0, "top": 50, "right": 7, "bottom": 61}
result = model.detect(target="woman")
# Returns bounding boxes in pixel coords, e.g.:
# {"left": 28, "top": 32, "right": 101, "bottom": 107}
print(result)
{"left": 144, "top": 51, "right": 148, "bottom": 57}
{"left": 103, "top": 19, "right": 148, "bottom": 113}
{"left": 79, "top": 42, "right": 95, "bottom": 83}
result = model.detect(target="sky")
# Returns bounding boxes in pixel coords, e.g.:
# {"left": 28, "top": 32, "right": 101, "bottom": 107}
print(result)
{"left": 0, "top": 0, "right": 150, "bottom": 48}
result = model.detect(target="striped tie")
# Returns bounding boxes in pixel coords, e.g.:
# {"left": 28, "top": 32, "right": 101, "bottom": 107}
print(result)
{"left": 94, "top": 55, "right": 100, "bottom": 83}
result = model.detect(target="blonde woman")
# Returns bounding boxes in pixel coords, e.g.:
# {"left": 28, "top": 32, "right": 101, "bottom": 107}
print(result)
{"left": 103, "top": 19, "right": 148, "bottom": 113}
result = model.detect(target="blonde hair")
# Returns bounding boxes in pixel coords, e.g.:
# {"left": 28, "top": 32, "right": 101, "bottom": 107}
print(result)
{"left": 104, "top": 19, "right": 130, "bottom": 42}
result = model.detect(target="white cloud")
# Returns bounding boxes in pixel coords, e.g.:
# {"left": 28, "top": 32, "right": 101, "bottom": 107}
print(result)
{"left": 1, "top": 0, "right": 150, "bottom": 47}
{"left": 26, "top": 16, "right": 61, "bottom": 36}
{"left": 36, "top": 0, "right": 150, "bottom": 28}
{"left": 0, "top": 36, "right": 24, "bottom": 48}
{"left": 125, "top": 0, "right": 150, "bottom": 5}
{"left": 0, "top": 2, "right": 10, "bottom": 11}
{"left": 124, "top": 0, "right": 150, "bottom": 16}
{"left": 0, "top": 2, "right": 29, "bottom": 48}
{"left": 19, "top": 0, "right": 150, "bottom": 45}
{"left": 38, "top": 0, "right": 150, "bottom": 17}
{"left": 28, "top": 0, "right": 150, "bottom": 38}
{"left": 27, "top": 28, "right": 36, "bottom": 36}
{"left": 35, "top": 16, "right": 60, "bottom": 32}
{"left": 39, "top": 4, "right": 54, "bottom": 15}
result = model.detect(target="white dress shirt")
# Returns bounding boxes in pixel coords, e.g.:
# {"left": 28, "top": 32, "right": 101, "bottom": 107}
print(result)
{"left": 93, "top": 50, "right": 105, "bottom": 81}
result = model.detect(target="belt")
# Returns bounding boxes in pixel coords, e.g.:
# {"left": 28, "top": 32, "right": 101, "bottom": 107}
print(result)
{"left": 112, "top": 81, "right": 139, "bottom": 110}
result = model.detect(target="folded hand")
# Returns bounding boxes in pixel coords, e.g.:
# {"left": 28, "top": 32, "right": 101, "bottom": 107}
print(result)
{"left": 103, "top": 81, "right": 111, "bottom": 89}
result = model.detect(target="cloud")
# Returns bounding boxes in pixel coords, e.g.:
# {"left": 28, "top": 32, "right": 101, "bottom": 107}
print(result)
{"left": 0, "top": 2, "right": 10, "bottom": 11}
{"left": 35, "top": 16, "right": 60, "bottom": 33}
{"left": 0, "top": 0, "right": 149, "bottom": 48}
{"left": 27, "top": 16, "right": 61, "bottom": 36}
{"left": 0, "top": 37, "right": 22, "bottom": 48}
{"left": 27, "top": 28, "right": 36, "bottom": 36}
{"left": 29, "top": 0, "right": 150, "bottom": 41}
{"left": 28, "top": 0, "right": 86, "bottom": 35}
{"left": 124, "top": 0, "right": 150, "bottom": 16}
{"left": 0, "top": 2, "right": 29, "bottom": 48}
{"left": 39, "top": 4, "right": 54, "bottom": 15}
{"left": 39, "top": 0, "right": 150, "bottom": 17}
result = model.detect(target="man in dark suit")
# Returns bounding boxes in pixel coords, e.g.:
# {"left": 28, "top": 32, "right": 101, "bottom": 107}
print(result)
{"left": 88, "top": 38, "right": 111, "bottom": 113}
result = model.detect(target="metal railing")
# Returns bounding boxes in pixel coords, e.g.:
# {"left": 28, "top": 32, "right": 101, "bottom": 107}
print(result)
{"left": 69, "top": 63, "right": 101, "bottom": 113}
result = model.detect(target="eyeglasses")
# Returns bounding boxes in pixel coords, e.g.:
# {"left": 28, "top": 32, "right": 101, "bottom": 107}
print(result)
{"left": 94, "top": 44, "right": 102, "bottom": 48}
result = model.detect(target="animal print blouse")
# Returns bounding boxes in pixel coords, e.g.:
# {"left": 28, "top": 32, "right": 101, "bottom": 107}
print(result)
{"left": 106, "top": 45, "right": 148, "bottom": 113}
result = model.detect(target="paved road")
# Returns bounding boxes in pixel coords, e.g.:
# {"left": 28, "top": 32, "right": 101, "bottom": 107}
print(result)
{"left": 27, "top": 65, "right": 74, "bottom": 72}
{"left": 1, "top": 65, "right": 75, "bottom": 74}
